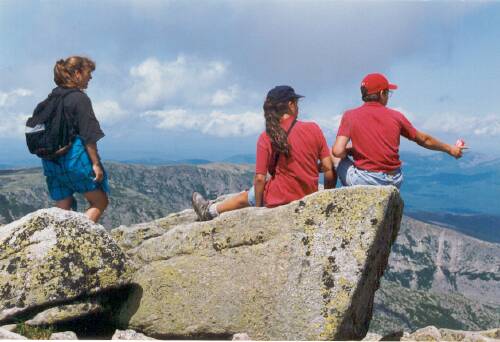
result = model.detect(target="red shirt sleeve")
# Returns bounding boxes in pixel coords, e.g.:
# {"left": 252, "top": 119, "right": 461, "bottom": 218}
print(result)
{"left": 398, "top": 112, "right": 418, "bottom": 141}
{"left": 337, "top": 112, "right": 351, "bottom": 138}
{"left": 256, "top": 133, "right": 271, "bottom": 175}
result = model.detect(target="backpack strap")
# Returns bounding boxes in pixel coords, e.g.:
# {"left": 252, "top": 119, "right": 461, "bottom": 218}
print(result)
{"left": 56, "top": 89, "right": 80, "bottom": 146}
{"left": 269, "top": 117, "right": 298, "bottom": 177}
{"left": 45, "top": 89, "right": 80, "bottom": 160}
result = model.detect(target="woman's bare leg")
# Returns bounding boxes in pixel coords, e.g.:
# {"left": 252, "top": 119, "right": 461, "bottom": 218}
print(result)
{"left": 55, "top": 196, "right": 74, "bottom": 210}
{"left": 216, "top": 191, "right": 250, "bottom": 214}
{"left": 83, "top": 190, "right": 109, "bottom": 223}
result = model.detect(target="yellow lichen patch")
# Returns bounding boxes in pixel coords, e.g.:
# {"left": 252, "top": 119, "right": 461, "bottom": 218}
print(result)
{"left": 320, "top": 277, "right": 355, "bottom": 339}
{"left": 353, "top": 248, "right": 366, "bottom": 266}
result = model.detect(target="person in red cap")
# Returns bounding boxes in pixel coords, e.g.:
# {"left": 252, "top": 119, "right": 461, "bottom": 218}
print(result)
{"left": 191, "top": 85, "right": 336, "bottom": 221}
{"left": 331, "top": 73, "right": 466, "bottom": 189}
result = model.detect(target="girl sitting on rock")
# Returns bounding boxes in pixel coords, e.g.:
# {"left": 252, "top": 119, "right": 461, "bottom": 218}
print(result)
{"left": 192, "top": 85, "right": 336, "bottom": 221}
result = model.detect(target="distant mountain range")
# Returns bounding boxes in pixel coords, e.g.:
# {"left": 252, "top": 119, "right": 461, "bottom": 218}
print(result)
{"left": 1, "top": 151, "right": 498, "bottom": 242}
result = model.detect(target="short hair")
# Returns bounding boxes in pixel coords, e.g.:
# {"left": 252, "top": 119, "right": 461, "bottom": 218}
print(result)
{"left": 361, "top": 86, "right": 388, "bottom": 102}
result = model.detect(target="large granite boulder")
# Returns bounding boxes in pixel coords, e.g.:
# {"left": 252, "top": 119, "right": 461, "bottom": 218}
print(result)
{"left": 0, "top": 208, "right": 131, "bottom": 322}
{"left": 117, "top": 186, "right": 404, "bottom": 340}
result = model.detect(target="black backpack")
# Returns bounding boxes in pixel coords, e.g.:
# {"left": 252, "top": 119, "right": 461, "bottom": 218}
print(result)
{"left": 25, "top": 89, "right": 79, "bottom": 160}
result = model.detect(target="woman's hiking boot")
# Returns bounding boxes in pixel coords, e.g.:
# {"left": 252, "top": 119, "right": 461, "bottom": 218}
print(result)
{"left": 191, "top": 192, "right": 214, "bottom": 221}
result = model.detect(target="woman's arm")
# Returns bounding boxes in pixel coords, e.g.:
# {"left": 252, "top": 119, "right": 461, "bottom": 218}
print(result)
{"left": 320, "top": 156, "right": 336, "bottom": 189}
{"left": 85, "top": 142, "right": 104, "bottom": 182}
{"left": 254, "top": 173, "right": 267, "bottom": 207}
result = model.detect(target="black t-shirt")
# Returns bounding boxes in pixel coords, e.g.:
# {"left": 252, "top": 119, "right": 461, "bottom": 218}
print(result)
{"left": 50, "top": 87, "right": 105, "bottom": 144}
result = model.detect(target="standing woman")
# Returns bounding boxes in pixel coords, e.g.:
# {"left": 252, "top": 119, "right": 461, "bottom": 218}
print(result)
{"left": 39, "top": 56, "right": 109, "bottom": 222}
{"left": 192, "top": 85, "right": 336, "bottom": 221}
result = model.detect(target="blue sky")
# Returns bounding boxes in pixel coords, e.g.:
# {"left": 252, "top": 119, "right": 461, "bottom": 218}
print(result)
{"left": 1, "top": 1, "right": 499, "bottom": 164}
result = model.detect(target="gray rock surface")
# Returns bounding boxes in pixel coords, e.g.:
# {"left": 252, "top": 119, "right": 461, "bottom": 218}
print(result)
{"left": 111, "top": 329, "right": 156, "bottom": 340}
{"left": 118, "top": 186, "right": 403, "bottom": 340}
{"left": 0, "top": 327, "right": 26, "bottom": 339}
{"left": 400, "top": 326, "right": 500, "bottom": 341}
{"left": 49, "top": 331, "right": 78, "bottom": 340}
{"left": 0, "top": 324, "right": 17, "bottom": 332}
{"left": 111, "top": 209, "right": 197, "bottom": 259}
{"left": 0, "top": 208, "right": 131, "bottom": 322}
{"left": 25, "top": 302, "right": 104, "bottom": 326}
{"left": 362, "top": 332, "right": 383, "bottom": 341}
{"left": 232, "top": 333, "right": 251, "bottom": 340}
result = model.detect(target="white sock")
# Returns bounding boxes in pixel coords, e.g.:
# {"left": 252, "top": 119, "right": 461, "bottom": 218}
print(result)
{"left": 209, "top": 203, "right": 219, "bottom": 218}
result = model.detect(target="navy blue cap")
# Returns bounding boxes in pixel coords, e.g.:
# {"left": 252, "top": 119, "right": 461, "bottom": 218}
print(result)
{"left": 266, "top": 85, "right": 304, "bottom": 103}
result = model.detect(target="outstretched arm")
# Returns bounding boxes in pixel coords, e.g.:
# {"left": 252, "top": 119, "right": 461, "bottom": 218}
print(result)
{"left": 332, "top": 135, "right": 350, "bottom": 159}
{"left": 414, "top": 130, "right": 465, "bottom": 158}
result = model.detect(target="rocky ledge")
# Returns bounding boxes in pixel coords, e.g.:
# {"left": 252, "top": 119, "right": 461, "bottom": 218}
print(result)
{"left": 114, "top": 186, "right": 403, "bottom": 340}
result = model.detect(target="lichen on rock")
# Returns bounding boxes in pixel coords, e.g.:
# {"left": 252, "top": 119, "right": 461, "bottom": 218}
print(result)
{"left": 0, "top": 208, "right": 132, "bottom": 323}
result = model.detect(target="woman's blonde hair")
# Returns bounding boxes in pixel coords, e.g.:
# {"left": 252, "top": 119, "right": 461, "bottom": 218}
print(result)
{"left": 53, "top": 56, "right": 96, "bottom": 89}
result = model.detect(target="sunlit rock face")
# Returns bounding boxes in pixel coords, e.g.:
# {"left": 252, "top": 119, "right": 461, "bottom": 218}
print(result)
{"left": 117, "top": 186, "right": 403, "bottom": 340}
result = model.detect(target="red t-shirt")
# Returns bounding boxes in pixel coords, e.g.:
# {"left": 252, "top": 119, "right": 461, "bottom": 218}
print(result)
{"left": 337, "top": 102, "right": 418, "bottom": 172}
{"left": 256, "top": 115, "right": 330, "bottom": 208}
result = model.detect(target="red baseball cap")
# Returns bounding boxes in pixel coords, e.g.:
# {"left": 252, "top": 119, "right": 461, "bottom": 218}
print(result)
{"left": 361, "top": 73, "right": 398, "bottom": 94}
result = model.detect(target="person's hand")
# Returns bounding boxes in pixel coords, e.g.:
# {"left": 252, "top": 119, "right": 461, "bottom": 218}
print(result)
{"left": 346, "top": 142, "right": 354, "bottom": 156}
{"left": 92, "top": 163, "right": 104, "bottom": 182}
{"left": 449, "top": 145, "right": 466, "bottom": 159}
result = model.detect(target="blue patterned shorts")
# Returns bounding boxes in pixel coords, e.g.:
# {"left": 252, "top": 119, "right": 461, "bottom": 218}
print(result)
{"left": 42, "top": 137, "right": 109, "bottom": 201}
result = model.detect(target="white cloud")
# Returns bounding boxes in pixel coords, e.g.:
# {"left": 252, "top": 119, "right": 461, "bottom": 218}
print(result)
{"left": 421, "top": 114, "right": 500, "bottom": 136}
{"left": 129, "top": 56, "right": 227, "bottom": 108}
{"left": 0, "top": 112, "right": 30, "bottom": 138}
{"left": 0, "top": 88, "right": 33, "bottom": 138}
{"left": 313, "top": 115, "right": 343, "bottom": 135}
{"left": 143, "top": 108, "right": 199, "bottom": 130}
{"left": 143, "top": 108, "right": 263, "bottom": 137}
{"left": 0, "top": 88, "right": 33, "bottom": 107}
{"left": 211, "top": 86, "right": 239, "bottom": 106}
{"left": 203, "top": 110, "right": 263, "bottom": 137}
{"left": 93, "top": 100, "right": 127, "bottom": 124}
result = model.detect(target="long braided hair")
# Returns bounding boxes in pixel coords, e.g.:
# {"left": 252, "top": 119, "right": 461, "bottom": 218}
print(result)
{"left": 263, "top": 97, "right": 295, "bottom": 157}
